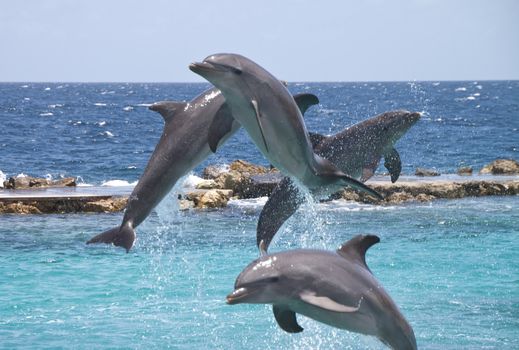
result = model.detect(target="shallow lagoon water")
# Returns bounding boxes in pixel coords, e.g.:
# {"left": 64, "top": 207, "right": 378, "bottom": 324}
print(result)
{"left": 1, "top": 194, "right": 518, "bottom": 349}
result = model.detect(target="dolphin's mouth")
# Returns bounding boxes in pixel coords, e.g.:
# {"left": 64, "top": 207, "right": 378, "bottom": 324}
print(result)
{"left": 190, "top": 60, "right": 242, "bottom": 76}
{"left": 226, "top": 287, "right": 253, "bottom": 304}
{"left": 189, "top": 61, "right": 220, "bottom": 74}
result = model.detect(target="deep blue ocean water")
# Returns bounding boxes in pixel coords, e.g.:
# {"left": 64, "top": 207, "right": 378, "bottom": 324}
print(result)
{"left": 0, "top": 81, "right": 518, "bottom": 183}
{"left": 1, "top": 81, "right": 518, "bottom": 349}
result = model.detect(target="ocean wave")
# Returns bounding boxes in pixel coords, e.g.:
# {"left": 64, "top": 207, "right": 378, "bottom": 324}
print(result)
{"left": 48, "top": 104, "right": 63, "bottom": 109}
{"left": 455, "top": 87, "right": 467, "bottom": 92}
{"left": 100, "top": 131, "right": 114, "bottom": 137}
{"left": 94, "top": 103, "right": 107, "bottom": 107}
{"left": 101, "top": 179, "right": 138, "bottom": 187}
{"left": 123, "top": 106, "right": 134, "bottom": 112}
{"left": 39, "top": 112, "right": 54, "bottom": 117}
{"left": 135, "top": 103, "right": 152, "bottom": 107}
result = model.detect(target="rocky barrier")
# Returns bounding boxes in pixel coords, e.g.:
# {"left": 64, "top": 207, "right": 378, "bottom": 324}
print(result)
{"left": 1, "top": 159, "right": 518, "bottom": 214}
{"left": 0, "top": 195, "right": 128, "bottom": 214}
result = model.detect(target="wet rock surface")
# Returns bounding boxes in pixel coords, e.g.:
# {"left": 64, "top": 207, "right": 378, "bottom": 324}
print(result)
{"left": 0, "top": 196, "right": 128, "bottom": 214}
{"left": 479, "top": 159, "right": 519, "bottom": 175}
{"left": 3, "top": 176, "right": 76, "bottom": 189}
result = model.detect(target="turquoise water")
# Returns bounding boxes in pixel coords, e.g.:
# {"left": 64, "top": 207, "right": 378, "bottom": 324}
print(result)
{"left": 1, "top": 194, "right": 518, "bottom": 349}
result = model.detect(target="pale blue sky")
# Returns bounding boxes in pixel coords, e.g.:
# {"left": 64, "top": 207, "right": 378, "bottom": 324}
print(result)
{"left": 1, "top": 0, "right": 517, "bottom": 82}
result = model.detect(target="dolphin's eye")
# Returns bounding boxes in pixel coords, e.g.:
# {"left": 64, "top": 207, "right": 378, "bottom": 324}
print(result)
{"left": 231, "top": 67, "right": 242, "bottom": 75}
{"left": 264, "top": 277, "right": 279, "bottom": 283}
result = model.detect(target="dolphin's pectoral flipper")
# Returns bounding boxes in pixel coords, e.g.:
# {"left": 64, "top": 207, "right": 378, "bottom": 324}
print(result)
{"left": 308, "top": 132, "right": 328, "bottom": 149}
{"left": 337, "top": 234, "right": 380, "bottom": 272}
{"left": 293, "top": 93, "right": 319, "bottom": 115}
{"left": 86, "top": 222, "right": 136, "bottom": 253}
{"left": 149, "top": 101, "right": 188, "bottom": 123}
{"left": 300, "top": 292, "right": 362, "bottom": 313}
{"left": 207, "top": 103, "right": 237, "bottom": 153}
{"left": 251, "top": 99, "right": 269, "bottom": 153}
{"left": 384, "top": 147, "right": 402, "bottom": 183}
{"left": 273, "top": 305, "right": 304, "bottom": 333}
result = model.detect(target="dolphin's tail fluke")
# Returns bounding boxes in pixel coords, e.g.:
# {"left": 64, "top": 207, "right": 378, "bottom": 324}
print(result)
{"left": 313, "top": 155, "right": 383, "bottom": 201}
{"left": 86, "top": 222, "right": 136, "bottom": 253}
{"left": 336, "top": 174, "right": 383, "bottom": 201}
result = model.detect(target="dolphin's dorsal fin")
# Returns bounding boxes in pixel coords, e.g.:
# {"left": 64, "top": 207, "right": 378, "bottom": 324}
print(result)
{"left": 251, "top": 99, "right": 269, "bottom": 153}
{"left": 148, "top": 101, "right": 187, "bottom": 123}
{"left": 273, "top": 305, "right": 304, "bottom": 333}
{"left": 308, "top": 132, "right": 327, "bottom": 148}
{"left": 293, "top": 93, "right": 319, "bottom": 115}
{"left": 384, "top": 147, "right": 402, "bottom": 183}
{"left": 337, "top": 234, "right": 380, "bottom": 271}
{"left": 207, "top": 103, "right": 237, "bottom": 153}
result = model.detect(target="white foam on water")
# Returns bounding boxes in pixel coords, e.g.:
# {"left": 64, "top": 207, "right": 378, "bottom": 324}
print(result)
{"left": 96, "top": 121, "right": 106, "bottom": 127}
{"left": 48, "top": 104, "right": 63, "bottom": 108}
{"left": 24, "top": 97, "right": 30, "bottom": 101}
{"left": 467, "top": 96, "right": 476, "bottom": 100}
{"left": 101, "top": 131, "right": 114, "bottom": 137}
{"left": 320, "top": 200, "right": 400, "bottom": 212}
{"left": 182, "top": 173, "right": 205, "bottom": 189}
{"left": 101, "top": 179, "right": 137, "bottom": 187}
{"left": 94, "top": 103, "right": 107, "bottom": 106}
{"left": 455, "top": 87, "right": 466, "bottom": 92}
{"left": 20, "top": 85, "right": 29, "bottom": 88}
{"left": 227, "top": 197, "right": 268, "bottom": 212}
{"left": 39, "top": 112, "right": 54, "bottom": 117}
{"left": 0, "top": 170, "right": 6, "bottom": 188}
{"left": 136, "top": 103, "right": 152, "bottom": 107}
{"left": 123, "top": 106, "right": 134, "bottom": 111}
{"left": 16, "top": 173, "right": 28, "bottom": 178}
{"left": 44, "top": 87, "right": 51, "bottom": 91}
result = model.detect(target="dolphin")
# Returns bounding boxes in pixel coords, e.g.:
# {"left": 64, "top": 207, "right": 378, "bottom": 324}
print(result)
{"left": 86, "top": 86, "right": 320, "bottom": 252}
{"left": 227, "top": 234, "right": 417, "bottom": 350}
{"left": 257, "top": 110, "right": 421, "bottom": 252}
{"left": 189, "top": 53, "right": 382, "bottom": 201}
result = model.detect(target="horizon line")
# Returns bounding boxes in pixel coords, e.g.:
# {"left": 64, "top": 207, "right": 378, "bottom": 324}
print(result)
{"left": 0, "top": 78, "right": 518, "bottom": 84}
